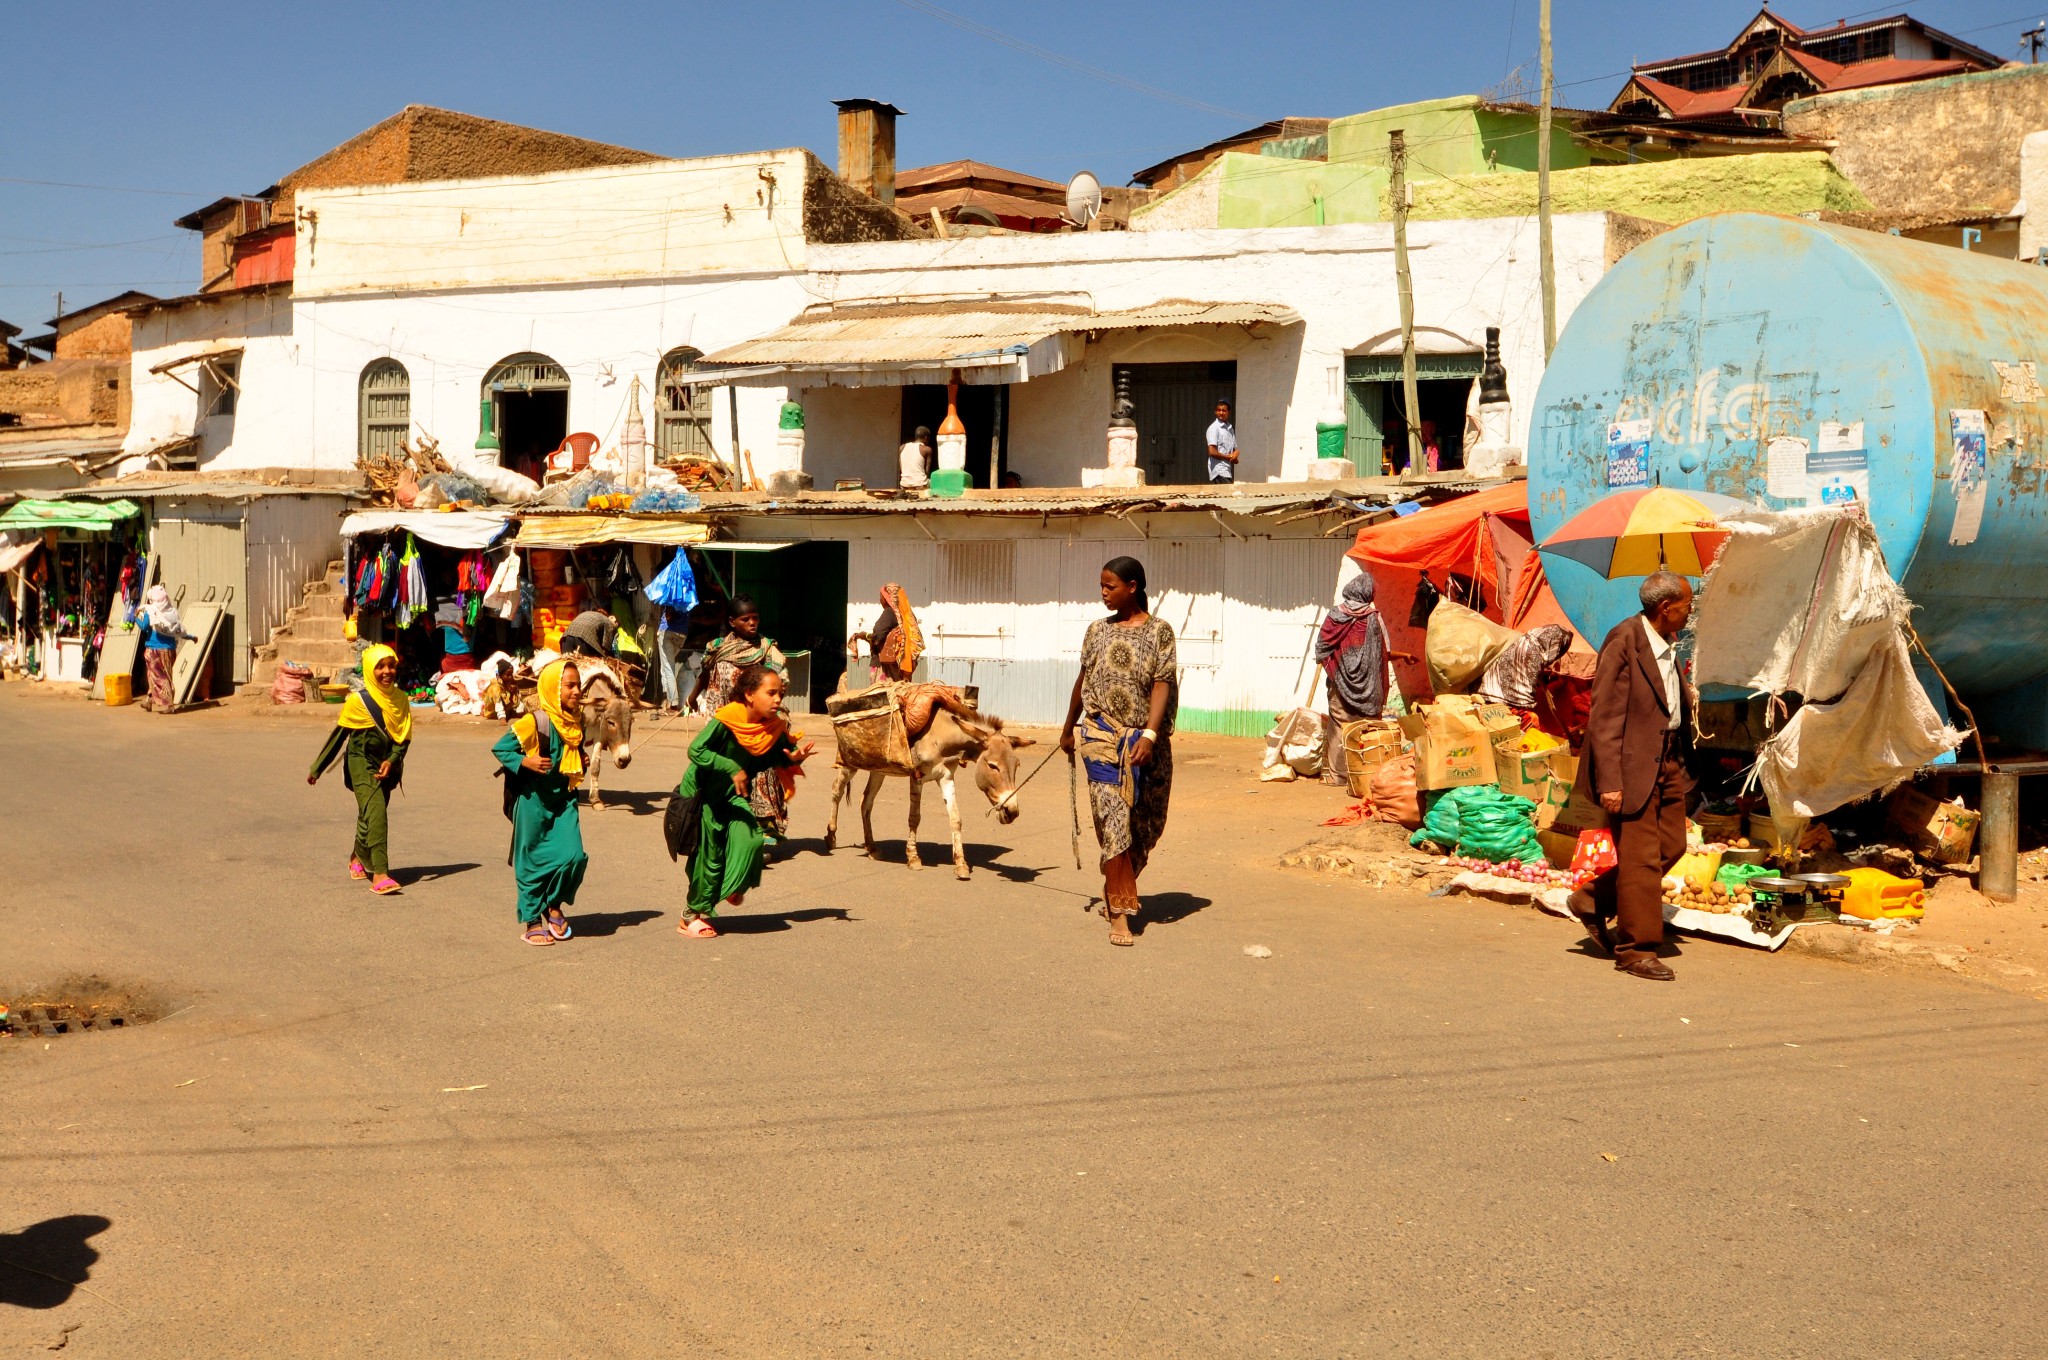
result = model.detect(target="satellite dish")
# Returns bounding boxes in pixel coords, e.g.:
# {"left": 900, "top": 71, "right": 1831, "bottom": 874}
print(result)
{"left": 1065, "top": 170, "right": 1103, "bottom": 227}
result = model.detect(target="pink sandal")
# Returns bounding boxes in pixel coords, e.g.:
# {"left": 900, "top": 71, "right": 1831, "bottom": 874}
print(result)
{"left": 370, "top": 874, "right": 401, "bottom": 895}
{"left": 679, "top": 916, "right": 718, "bottom": 938}
{"left": 348, "top": 859, "right": 368, "bottom": 881}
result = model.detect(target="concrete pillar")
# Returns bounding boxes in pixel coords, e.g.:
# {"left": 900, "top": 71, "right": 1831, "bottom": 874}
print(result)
{"left": 1979, "top": 770, "right": 2019, "bottom": 901}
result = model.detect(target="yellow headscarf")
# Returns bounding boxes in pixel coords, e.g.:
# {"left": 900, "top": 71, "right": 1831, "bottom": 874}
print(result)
{"left": 511, "top": 657, "right": 585, "bottom": 787}
{"left": 337, "top": 644, "right": 413, "bottom": 745}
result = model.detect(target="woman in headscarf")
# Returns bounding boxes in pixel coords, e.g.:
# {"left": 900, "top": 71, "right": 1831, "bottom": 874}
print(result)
{"left": 672, "top": 663, "right": 816, "bottom": 939}
{"left": 1476, "top": 624, "right": 1574, "bottom": 712}
{"left": 1059, "top": 556, "right": 1178, "bottom": 947}
{"left": 138, "top": 585, "right": 194, "bottom": 713}
{"left": 492, "top": 658, "right": 589, "bottom": 946}
{"left": 307, "top": 643, "right": 412, "bottom": 895}
{"left": 1314, "top": 574, "right": 1414, "bottom": 725}
{"left": 865, "top": 582, "right": 925, "bottom": 681}
{"left": 689, "top": 594, "right": 787, "bottom": 714}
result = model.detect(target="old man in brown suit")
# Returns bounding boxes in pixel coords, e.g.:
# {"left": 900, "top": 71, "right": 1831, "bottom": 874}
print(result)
{"left": 1569, "top": 570, "right": 1695, "bottom": 981}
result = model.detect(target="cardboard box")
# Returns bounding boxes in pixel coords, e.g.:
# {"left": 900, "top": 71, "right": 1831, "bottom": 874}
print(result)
{"left": 1532, "top": 751, "right": 1610, "bottom": 833}
{"left": 1535, "top": 827, "right": 1581, "bottom": 871}
{"left": 1398, "top": 702, "right": 1498, "bottom": 791}
{"left": 1885, "top": 785, "right": 1981, "bottom": 865}
{"left": 1494, "top": 743, "right": 1558, "bottom": 803}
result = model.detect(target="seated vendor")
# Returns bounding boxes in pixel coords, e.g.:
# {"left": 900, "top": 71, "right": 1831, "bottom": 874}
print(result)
{"left": 436, "top": 601, "right": 477, "bottom": 673}
{"left": 480, "top": 658, "right": 521, "bottom": 722}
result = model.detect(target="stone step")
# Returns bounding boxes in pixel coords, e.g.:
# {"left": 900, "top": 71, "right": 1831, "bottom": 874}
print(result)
{"left": 269, "top": 639, "right": 359, "bottom": 669}
{"left": 282, "top": 614, "right": 347, "bottom": 641}
{"left": 295, "top": 595, "right": 346, "bottom": 620}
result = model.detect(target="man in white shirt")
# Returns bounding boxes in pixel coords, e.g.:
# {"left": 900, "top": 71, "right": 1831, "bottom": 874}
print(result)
{"left": 899, "top": 426, "right": 933, "bottom": 489}
{"left": 1205, "top": 402, "right": 1239, "bottom": 483}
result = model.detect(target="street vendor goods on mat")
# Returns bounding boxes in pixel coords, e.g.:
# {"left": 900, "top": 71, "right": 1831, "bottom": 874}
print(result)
{"left": 492, "top": 658, "right": 589, "bottom": 946}
{"left": 668, "top": 664, "right": 816, "bottom": 938}
{"left": 308, "top": 643, "right": 412, "bottom": 896}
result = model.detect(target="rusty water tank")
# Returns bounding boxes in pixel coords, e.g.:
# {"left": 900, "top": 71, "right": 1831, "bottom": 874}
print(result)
{"left": 1530, "top": 212, "right": 2048, "bottom": 733}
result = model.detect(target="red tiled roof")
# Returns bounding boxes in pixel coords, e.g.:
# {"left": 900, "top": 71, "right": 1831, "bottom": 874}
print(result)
{"left": 895, "top": 159, "right": 1066, "bottom": 195}
{"left": 1624, "top": 74, "right": 1750, "bottom": 119}
{"left": 1817, "top": 56, "right": 1973, "bottom": 92}
{"left": 894, "top": 186, "right": 1071, "bottom": 230}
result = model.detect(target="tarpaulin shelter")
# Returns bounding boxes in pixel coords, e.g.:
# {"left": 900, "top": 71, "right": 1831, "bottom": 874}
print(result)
{"left": 0, "top": 498, "right": 140, "bottom": 531}
{"left": 1344, "top": 483, "right": 1536, "bottom": 701}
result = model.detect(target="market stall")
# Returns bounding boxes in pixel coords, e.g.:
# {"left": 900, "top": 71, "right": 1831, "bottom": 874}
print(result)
{"left": 340, "top": 508, "right": 520, "bottom": 699}
{"left": 0, "top": 498, "right": 143, "bottom": 686}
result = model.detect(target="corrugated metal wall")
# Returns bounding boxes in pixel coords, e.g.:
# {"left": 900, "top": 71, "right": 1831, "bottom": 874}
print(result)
{"left": 149, "top": 503, "right": 248, "bottom": 691}
{"left": 845, "top": 532, "right": 1347, "bottom": 734}
{"left": 245, "top": 495, "right": 348, "bottom": 680}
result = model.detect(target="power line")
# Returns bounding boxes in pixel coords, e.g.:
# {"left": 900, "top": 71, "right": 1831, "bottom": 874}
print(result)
{"left": 890, "top": 0, "right": 1253, "bottom": 122}
{"left": 0, "top": 175, "right": 208, "bottom": 197}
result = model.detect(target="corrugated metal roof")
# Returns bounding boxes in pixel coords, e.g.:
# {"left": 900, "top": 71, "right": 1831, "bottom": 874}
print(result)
{"left": 693, "top": 474, "right": 1502, "bottom": 519}
{"left": 0, "top": 433, "right": 125, "bottom": 467}
{"left": 65, "top": 478, "right": 365, "bottom": 501}
{"left": 700, "top": 299, "right": 1301, "bottom": 372}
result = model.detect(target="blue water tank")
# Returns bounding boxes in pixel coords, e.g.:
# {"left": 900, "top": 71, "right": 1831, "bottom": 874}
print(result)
{"left": 1530, "top": 212, "right": 2048, "bottom": 731}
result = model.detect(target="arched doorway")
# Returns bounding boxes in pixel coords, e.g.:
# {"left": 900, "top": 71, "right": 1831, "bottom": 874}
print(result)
{"left": 655, "top": 347, "right": 714, "bottom": 461}
{"left": 483, "top": 353, "right": 569, "bottom": 483}
{"left": 359, "top": 359, "right": 410, "bottom": 461}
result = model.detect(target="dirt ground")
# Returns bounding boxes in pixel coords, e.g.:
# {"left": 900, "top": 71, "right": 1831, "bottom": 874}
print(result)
{"left": 9, "top": 681, "right": 2048, "bottom": 1356}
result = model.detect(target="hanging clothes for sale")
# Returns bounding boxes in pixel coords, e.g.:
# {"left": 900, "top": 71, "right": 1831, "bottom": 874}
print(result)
{"left": 483, "top": 548, "right": 524, "bottom": 622}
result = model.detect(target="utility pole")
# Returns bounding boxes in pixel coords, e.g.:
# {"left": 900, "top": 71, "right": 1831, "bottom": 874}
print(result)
{"left": 1389, "top": 130, "right": 1424, "bottom": 480}
{"left": 2026, "top": 22, "right": 2046, "bottom": 63}
{"left": 1538, "top": 0, "right": 1557, "bottom": 362}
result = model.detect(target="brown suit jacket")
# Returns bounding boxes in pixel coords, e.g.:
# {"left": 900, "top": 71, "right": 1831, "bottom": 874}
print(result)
{"left": 1583, "top": 615, "right": 1691, "bottom": 818}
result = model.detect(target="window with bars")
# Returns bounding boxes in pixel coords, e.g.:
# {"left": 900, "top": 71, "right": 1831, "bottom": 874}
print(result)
{"left": 655, "top": 347, "right": 715, "bottom": 460}
{"left": 359, "top": 359, "right": 410, "bottom": 460}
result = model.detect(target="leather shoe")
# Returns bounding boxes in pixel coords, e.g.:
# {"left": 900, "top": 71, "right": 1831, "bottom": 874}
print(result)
{"left": 1569, "top": 904, "right": 1614, "bottom": 958}
{"left": 1616, "top": 957, "right": 1675, "bottom": 981}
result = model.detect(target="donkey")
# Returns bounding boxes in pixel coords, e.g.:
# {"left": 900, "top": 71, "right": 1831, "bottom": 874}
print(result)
{"left": 825, "top": 709, "right": 1033, "bottom": 880}
{"left": 562, "top": 658, "right": 636, "bottom": 809}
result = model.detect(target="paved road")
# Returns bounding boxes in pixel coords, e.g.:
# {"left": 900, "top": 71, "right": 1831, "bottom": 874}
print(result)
{"left": 4, "top": 690, "right": 2046, "bottom": 1357}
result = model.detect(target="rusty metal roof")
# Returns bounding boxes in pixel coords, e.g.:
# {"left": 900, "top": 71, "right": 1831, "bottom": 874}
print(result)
{"left": 691, "top": 474, "right": 1504, "bottom": 521}
{"left": 698, "top": 299, "right": 1301, "bottom": 388}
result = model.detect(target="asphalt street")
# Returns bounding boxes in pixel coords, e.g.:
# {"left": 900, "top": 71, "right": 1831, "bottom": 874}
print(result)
{"left": 4, "top": 689, "right": 2046, "bottom": 1358}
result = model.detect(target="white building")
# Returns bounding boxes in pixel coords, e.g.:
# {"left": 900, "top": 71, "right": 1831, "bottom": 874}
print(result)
{"left": 698, "top": 213, "right": 1619, "bottom": 487}
{"left": 121, "top": 146, "right": 914, "bottom": 482}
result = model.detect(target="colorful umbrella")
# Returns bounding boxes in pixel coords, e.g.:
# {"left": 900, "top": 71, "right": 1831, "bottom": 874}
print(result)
{"left": 1537, "top": 487, "right": 1749, "bottom": 579}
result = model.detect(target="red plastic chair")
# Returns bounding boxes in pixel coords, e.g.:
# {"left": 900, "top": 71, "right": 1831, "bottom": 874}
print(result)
{"left": 548, "top": 432, "right": 602, "bottom": 475}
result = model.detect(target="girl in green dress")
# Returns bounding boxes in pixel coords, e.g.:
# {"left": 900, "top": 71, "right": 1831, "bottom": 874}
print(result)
{"left": 675, "top": 664, "right": 815, "bottom": 938}
{"left": 493, "top": 658, "right": 589, "bottom": 946}
{"left": 308, "top": 643, "right": 412, "bottom": 896}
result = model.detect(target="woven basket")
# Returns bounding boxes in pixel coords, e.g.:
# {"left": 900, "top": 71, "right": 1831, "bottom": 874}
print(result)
{"left": 1342, "top": 721, "right": 1404, "bottom": 799}
{"left": 830, "top": 687, "right": 914, "bottom": 773}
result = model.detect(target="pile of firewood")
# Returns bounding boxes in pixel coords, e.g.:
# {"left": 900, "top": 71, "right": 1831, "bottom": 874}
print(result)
{"left": 360, "top": 435, "right": 453, "bottom": 506}
{"left": 660, "top": 456, "right": 735, "bottom": 493}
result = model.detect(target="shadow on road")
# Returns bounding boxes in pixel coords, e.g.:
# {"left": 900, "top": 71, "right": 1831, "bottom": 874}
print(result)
{"left": 582, "top": 790, "right": 668, "bottom": 818}
{"left": 569, "top": 909, "right": 665, "bottom": 937}
{"left": 0, "top": 1215, "right": 110, "bottom": 1309}
{"left": 714, "top": 907, "right": 854, "bottom": 935}
{"left": 398, "top": 862, "right": 481, "bottom": 887}
{"left": 1131, "top": 893, "right": 1213, "bottom": 935}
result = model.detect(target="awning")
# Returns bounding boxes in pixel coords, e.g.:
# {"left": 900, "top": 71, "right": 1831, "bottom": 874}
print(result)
{"left": 0, "top": 532, "right": 41, "bottom": 573}
{"left": 0, "top": 498, "right": 140, "bottom": 532}
{"left": 693, "top": 541, "right": 794, "bottom": 553}
{"left": 513, "top": 515, "right": 714, "bottom": 549}
{"left": 341, "top": 509, "right": 514, "bottom": 550}
{"left": 695, "top": 298, "right": 1301, "bottom": 389}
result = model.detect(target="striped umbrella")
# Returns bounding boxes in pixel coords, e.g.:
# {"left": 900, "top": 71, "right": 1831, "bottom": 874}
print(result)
{"left": 1537, "top": 487, "right": 1750, "bottom": 579}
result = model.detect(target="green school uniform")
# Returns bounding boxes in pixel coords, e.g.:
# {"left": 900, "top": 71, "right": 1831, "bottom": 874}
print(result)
{"left": 493, "top": 722, "right": 588, "bottom": 924}
{"left": 678, "top": 717, "right": 798, "bottom": 914}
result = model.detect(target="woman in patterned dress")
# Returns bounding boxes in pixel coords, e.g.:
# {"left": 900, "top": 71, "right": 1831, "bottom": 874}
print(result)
{"left": 1059, "top": 556, "right": 1177, "bottom": 946}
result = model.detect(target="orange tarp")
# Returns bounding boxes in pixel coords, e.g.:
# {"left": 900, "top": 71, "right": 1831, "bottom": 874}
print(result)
{"left": 1345, "top": 484, "right": 1527, "bottom": 701}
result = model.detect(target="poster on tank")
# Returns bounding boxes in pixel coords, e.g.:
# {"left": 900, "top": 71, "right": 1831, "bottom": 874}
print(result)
{"left": 1808, "top": 421, "right": 1869, "bottom": 507}
{"left": 1604, "top": 420, "right": 1650, "bottom": 488}
{"left": 1949, "top": 409, "right": 1988, "bottom": 547}
{"left": 1766, "top": 435, "right": 1809, "bottom": 500}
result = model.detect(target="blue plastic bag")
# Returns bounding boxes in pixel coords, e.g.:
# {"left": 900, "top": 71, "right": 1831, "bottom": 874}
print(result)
{"left": 644, "top": 548, "right": 698, "bottom": 611}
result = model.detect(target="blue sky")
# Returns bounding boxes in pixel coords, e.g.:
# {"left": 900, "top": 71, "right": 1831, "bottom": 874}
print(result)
{"left": 3, "top": 0, "right": 2041, "bottom": 326}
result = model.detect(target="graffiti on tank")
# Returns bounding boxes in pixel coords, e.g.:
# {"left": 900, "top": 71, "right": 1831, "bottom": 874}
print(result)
{"left": 1611, "top": 376, "right": 1805, "bottom": 447}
